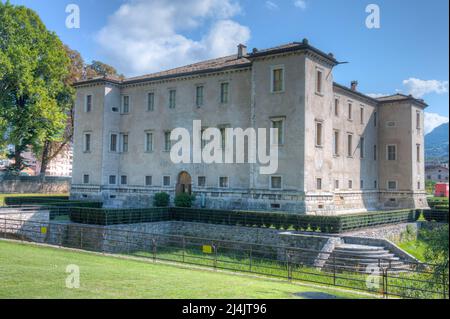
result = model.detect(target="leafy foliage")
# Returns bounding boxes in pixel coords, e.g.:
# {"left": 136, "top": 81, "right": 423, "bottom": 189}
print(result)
{"left": 174, "top": 193, "right": 196, "bottom": 207}
{"left": 154, "top": 192, "right": 170, "bottom": 207}
{"left": 0, "top": 1, "right": 71, "bottom": 170}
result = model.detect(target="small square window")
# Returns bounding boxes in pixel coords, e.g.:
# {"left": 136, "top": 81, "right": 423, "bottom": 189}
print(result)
{"left": 163, "top": 176, "right": 171, "bottom": 186}
{"left": 145, "top": 176, "right": 152, "bottom": 186}
{"left": 83, "top": 174, "right": 90, "bottom": 184}
{"left": 219, "top": 177, "right": 229, "bottom": 188}
{"left": 388, "top": 180, "right": 397, "bottom": 190}
{"left": 198, "top": 176, "right": 206, "bottom": 187}
{"left": 271, "top": 176, "right": 282, "bottom": 189}
{"left": 109, "top": 175, "right": 116, "bottom": 185}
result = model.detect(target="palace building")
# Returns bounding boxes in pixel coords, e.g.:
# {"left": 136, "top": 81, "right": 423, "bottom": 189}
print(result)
{"left": 71, "top": 39, "right": 428, "bottom": 214}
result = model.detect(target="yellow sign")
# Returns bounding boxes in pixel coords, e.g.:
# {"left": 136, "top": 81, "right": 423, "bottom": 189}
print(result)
{"left": 40, "top": 226, "right": 47, "bottom": 235}
{"left": 202, "top": 245, "right": 213, "bottom": 254}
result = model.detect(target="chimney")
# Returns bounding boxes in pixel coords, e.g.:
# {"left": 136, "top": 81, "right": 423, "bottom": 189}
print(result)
{"left": 351, "top": 80, "right": 358, "bottom": 91}
{"left": 237, "top": 44, "right": 247, "bottom": 59}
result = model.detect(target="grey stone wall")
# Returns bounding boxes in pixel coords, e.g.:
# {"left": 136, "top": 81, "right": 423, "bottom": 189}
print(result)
{"left": 0, "top": 175, "right": 70, "bottom": 194}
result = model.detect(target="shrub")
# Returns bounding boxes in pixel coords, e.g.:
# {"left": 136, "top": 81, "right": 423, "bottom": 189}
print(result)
{"left": 154, "top": 192, "right": 170, "bottom": 207}
{"left": 174, "top": 193, "right": 196, "bottom": 208}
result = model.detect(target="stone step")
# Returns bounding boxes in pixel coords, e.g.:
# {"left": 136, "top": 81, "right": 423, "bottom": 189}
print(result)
{"left": 335, "top": 244, "right": 386, "bottom": 250}
{"left": 333, "top": 249, "right": 391, "bottom": 256}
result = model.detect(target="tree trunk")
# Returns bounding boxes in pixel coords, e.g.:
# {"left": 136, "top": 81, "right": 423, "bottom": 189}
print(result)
{"left": 39, "top": 140, "right": 51, "bottom": 175}
{"left": 13, "top": 147, "right": 23, "bottom": 171}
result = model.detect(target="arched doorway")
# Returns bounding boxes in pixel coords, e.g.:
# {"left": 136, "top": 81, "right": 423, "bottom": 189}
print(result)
{"left": 176, "top": 171, "right": 192, "bottom": 195}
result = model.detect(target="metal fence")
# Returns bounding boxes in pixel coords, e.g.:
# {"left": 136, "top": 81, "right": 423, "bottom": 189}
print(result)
{"left": 0, "top": 212, "right": 448, "bottom": 299}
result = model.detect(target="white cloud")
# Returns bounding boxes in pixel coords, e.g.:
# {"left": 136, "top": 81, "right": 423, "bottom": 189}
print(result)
{"left": 425, "top": 112, "right": 449, "bottom": 134}
{"left": 265, "top": 1, "right": 279, "bottom": 10}
{"left": 96, "top": 0, "right": 250, "bottom": 76}
{"left": 402, "top": 78, "right": 449, "bottom": 98}
{"left": 366, "top": 93, "right": 388, "bottom": 98}
{"left": 294, "top": 0, "right": 307, "bottom": 10}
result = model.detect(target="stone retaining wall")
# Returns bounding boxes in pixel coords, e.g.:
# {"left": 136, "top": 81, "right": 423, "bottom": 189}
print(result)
{"left": 0, "top": 176, "right": 70, "bottom": 194}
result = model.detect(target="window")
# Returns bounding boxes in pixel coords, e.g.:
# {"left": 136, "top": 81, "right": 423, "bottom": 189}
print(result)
{"left": 335, "top": 180, "right": 339, "bottom": 190}
{"left": 360, "top": 180, "right": 364, "bottom": 189}
{"left": 110, "top": 134, "right": 118, "bottom": 152}
{"left": 147, "top": 93, "right": 154, "bottom": 111}
{"left": 373, "top": 145, "right": 377, "bottom": 161}
{"left": 163, "top": 176, "right": 171, "bottom": 187}
{"left": 416, "top": 144, "right": 421, "bottom": 162}
{"left": 121, "top": 175, "right": 128, "bottom": 185}
{"left": 417, "top": 181, "right": 421, "bottom": 190}
{"left": 388, "top": 180, "right": 398, "bottom": 190}
{"left": 220, "top": 82, "right": 229, "bottom": 104}
{"left": 374, "top": 112, "right": 377, "bottom": 127}
{"left": 120, "top": 133, "right": 128, "bottom": 153}
{"left": 271, "top": 67, "right": 284, "bottom": 93}
{"left": 145, "top": 176, "right": 152, "bottom": 186}
{"left": 85, "top": 95, "right": 92, "bottom": 112}
{"left": 347, "top": 134, "right": 353, "bottom": 157}
{"left": 374, "top": 180, "right": 378, "bottom": 189}
{"left": 333, "top": 131, "right": 340, "bottom": 156}
{"left": 219, "top": 177, "right": 229, "bottom": 188}
{"left": 200, "top": 128, "right": 207, "bottom": 150}
{"left": 271, "top": 176, "right": 282, "bottom": 189}
{"left": 169, "top": 89, "right": 176, "bottom": 109}
{"left": 109, "top": 175, "right": 116, "bottom": 185}
{"left": 334, "top": 98, "right": 339, "bottom": 116}
{"left": 218, "top": 125, "right": 230, "bottom": 150}
{"left": 198, "top": 176, "right": 206, "bottom": 187}
{"left": 164, "top": 131, "right": 172, "bottom": 152}
{"left": 387, "top": 145, "right": 397, "bottom": 161}
{"left": 84, "top": 133, "right": 91, "bottom": 152}
{"left": 359, "top": 137, "right": 365, "bottom": 158}
{"left": 348, "top": 180, "right": 353, "bottom": 189}
{"left": 271, "top": 118, "right": 285, "bottom": 145}
{"left": 145, "top": 132, "right": 153, "bottom": 152}
{"left": 348, "top": 103, "right": 353, "bottom": 120}
{"left": 316, "top": 69, "right": 323, "bottom": 94}
{"left": 316, "top": 178, "right": 322, "bottom": 190}
{"left": 315, "top": 121, "right": 323, "bottom": 147}
{"left": 122, "top": 96, "right": 130, "bottom": 113}
{"left": 416, "top": 111, "right": 421, "bottom": 130}
{"left": 83, "top": 174, "right": 90, "bottom": 184}
{"left": 360, "top": 107, "right": 364, "bottom": 124}
{"left": 196, "top": 85, "right": 204, "bottom": 107}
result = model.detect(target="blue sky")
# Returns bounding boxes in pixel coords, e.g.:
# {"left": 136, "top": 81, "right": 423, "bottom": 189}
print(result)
{"left": 5, "top": 0, "right": 449, "bottom": 132}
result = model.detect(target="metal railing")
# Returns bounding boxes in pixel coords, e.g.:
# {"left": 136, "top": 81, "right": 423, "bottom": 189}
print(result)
{"left": 0, "top": 214, "right": 448, "bottom": 299}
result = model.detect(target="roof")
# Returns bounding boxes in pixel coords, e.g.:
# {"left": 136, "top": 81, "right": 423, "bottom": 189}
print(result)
{"left": 73, "top": 39, "right": 338, "bottom": 87}
{"left": 333, "top": 82, "right": 380, "bottom": 104}
{"left": 376, "top": 93, "right": 428, "bottom": 107}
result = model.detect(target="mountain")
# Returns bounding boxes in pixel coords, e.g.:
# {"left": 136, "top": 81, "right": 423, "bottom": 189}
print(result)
{"left": 425, "top": 123, "right": 449, "bottom": 160}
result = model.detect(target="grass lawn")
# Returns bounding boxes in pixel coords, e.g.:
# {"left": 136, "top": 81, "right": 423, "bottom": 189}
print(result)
{"left": 0, "top": 240, "right": 369, "bottom": 299}
{"left": 0, "top": 193, "right": 69, "bottom": 206}
{"left": 398, "top": 240, "right": 428, "bottom": 262}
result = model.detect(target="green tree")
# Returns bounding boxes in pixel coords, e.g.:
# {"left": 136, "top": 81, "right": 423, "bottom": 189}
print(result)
{"left": 86, "top": 60, "right": 124, "bottom": 79}
{"left": 0, "top": 1, "right": 70, "bottom": 171}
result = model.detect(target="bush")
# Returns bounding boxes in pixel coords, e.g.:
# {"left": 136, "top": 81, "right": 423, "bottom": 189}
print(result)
{"left": 153, "top": 192, "right": 170, "bottom": 207}
{"left": 174, "top": 193, "right": 196, "bottom": 208}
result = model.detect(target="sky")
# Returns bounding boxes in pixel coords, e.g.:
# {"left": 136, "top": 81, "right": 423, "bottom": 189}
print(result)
{"left": 4, "top": 0, "right": 449, "bottom": 133}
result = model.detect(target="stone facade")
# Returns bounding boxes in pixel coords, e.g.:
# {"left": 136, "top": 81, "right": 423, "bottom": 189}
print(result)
{"left": 71, "top": 39, "right": 428, "bottom": 214}
{"left": 0, "top": 175, "right": 70, "bottom": 194}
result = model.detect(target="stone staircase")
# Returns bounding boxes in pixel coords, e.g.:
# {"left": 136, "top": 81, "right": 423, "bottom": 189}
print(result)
{"left": 324, "top": 243, "right": 413, "bottom": 273}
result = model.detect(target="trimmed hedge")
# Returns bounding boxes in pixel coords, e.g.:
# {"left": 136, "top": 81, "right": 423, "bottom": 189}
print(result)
{"left": 423, "top": 210, "right": 449, "bottom": 223}
{"left": 67, "top": 206, "right": 421, "bottom": 233}
{"left": 69, "top": 207, "right": 170, "bottom": 225}
{"left": 4, "top": 196, "right": 70, "bottom": 206}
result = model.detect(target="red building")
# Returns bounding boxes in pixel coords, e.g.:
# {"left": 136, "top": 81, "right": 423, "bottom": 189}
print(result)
{"left": 434, "top": 183, "right": 449, "bottom": 197}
